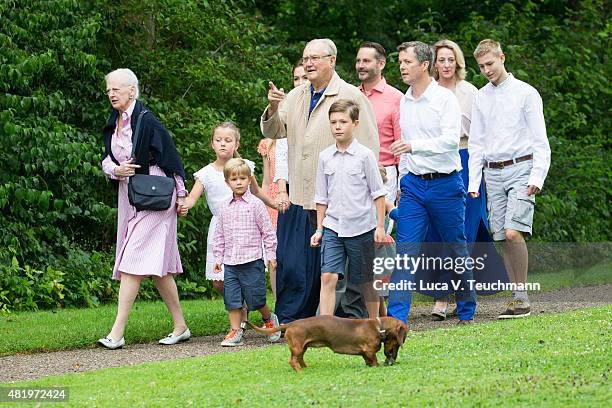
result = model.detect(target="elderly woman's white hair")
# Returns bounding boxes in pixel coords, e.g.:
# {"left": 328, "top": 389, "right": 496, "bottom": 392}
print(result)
{"left": 105, "top": 68, "right": 140, "bottom": 99}
{"left": 306, "top": 38, "right": 337, "bottom": 57}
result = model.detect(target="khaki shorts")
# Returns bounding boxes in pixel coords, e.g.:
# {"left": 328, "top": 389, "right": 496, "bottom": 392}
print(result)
{"left": 484, "top": 160, "right": 535, "bottom": 241}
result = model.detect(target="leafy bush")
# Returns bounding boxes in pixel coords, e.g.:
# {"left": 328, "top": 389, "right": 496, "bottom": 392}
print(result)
{"left": 0, "top": 257, "right": 65, "bottom": 312}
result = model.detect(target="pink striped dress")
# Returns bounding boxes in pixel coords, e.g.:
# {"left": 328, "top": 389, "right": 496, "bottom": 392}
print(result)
{"left": 102, "top": 105, "right": 185, "bottom": 280}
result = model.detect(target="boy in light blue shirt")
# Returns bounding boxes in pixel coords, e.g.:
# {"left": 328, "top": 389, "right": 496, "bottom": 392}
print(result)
{"left": 311, "top": 99, "right": 387, "bottom": 318}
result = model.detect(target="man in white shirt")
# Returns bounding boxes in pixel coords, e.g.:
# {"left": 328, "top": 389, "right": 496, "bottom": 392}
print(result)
{"left": 388, "top": 41, "right": 477, "bottom": 324}
{"left": 468, "top": 39, "right": 551, "bottom": 319}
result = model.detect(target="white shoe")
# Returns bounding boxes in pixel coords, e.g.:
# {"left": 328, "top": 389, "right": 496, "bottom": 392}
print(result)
{"left": 263, "top": 313, "right": 281, "bottom": 343}
{"left": 98, "top": 336, "right": 125, "bottom": 350}
{"left": 159, "top": 328, "right": 191, "bottom": 345}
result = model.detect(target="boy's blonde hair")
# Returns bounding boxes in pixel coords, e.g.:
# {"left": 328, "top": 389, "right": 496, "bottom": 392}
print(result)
{"left": 473, "top": 39, "right": 504, "bottom": 58}
{"left": 433, "top": 39, "right": 467, "bottom": 80}
{"left": 223, "top": 158, "right": 251, "bottom": 180}
{"left": 328, "top": 99, "right": 360, "bottom": 121}
{"left": 212, "top": 121, "right": 242, "bottom": 158}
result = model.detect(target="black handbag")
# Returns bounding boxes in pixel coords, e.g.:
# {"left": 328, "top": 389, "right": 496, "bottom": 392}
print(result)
{"left": 127, "top": 110, "right": 175, "bottom": 211}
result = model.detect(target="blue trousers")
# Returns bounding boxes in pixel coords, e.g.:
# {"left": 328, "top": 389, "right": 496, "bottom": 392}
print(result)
{"left": 387, "top": 172, "right": 477, "bottom": 322}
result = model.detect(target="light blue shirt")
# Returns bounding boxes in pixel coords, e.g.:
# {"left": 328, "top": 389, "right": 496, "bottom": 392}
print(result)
{"left": 314, "top": 139, "right": 386, "bottom": 237}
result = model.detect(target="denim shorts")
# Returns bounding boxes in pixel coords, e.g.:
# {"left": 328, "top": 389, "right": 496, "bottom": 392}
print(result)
{"left": 320, "top": 228, "right": 375, "bottom": 284}
{"left": 223, "top": 259, "right": 267, "bottom": 311}
{"left": 484, "top": 160, "right": 535, "bottom": 241}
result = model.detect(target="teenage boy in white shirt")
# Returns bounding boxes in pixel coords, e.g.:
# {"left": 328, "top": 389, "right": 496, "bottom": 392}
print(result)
{"left": 468, "top": 39, "right": 551, "bottom": 319}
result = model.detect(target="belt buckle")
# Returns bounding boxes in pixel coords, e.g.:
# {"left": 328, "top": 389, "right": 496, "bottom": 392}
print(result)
{"left": 499, "top": 161, "right": 505, "bottom": 169}
{"left": 422, "top": 173, "right": 433, "bottom": 180}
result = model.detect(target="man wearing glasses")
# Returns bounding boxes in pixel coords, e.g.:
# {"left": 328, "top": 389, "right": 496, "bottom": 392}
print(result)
{"left": 260, "top": 38, "right": 379, "bottom": 324}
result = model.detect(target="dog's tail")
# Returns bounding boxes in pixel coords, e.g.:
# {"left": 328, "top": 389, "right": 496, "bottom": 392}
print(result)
{"left": 245, "top": 320, "right": 291, "bottom": 334}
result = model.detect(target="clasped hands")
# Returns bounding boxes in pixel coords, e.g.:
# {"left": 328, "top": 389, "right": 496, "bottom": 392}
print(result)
{"left": 275, "top": 191, "right": 291, "bottom": 214}
{"left": 115, "top": 158, "right": 140, "bottom": 178}
{"left": 177, "top": 197, "right": 192, "bottom": 217}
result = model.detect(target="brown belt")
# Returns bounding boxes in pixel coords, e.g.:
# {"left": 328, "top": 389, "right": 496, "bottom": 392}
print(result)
{"left": 486, "top": 154, "right": 533, "bottom": 169}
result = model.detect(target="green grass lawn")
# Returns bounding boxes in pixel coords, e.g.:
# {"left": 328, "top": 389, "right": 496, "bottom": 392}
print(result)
{"left": 531, "top": 261, "right": 612, "bottom": 290}
{"left": 0, "top": 297, "right": 254, "bottom": 356}
{"left": 1, "top": 261, "right": 609, "bottom": 356}
{"left": 7, "top": 305, "right": 611, "bottom": 407}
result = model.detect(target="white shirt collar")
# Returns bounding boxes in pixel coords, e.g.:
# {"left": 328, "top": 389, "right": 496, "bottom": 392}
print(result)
{"left": 405, "top": 77, "right": 436, "bottom": 102}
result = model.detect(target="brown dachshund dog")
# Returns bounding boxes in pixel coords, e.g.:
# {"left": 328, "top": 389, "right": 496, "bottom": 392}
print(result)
{"left": 246, "top": 316, "right": 408, "bottom": 372}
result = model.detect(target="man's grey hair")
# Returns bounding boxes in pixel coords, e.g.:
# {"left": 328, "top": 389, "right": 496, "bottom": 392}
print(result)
{"left": 306, "top": 38, "right": 337, "bottom": 57}
{"left": 105, "top": 68, "right": 140, "bottom": 99}
{"left": 397, "top": 41, "right": 434, "bottom": 72}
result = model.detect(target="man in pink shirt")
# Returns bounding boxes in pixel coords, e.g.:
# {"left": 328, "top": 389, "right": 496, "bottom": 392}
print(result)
{"left": 356, "top": 41, "right": 403, "bottom": 203}
{"left": 213, "top": 158, "right": 280, "bottom": 346}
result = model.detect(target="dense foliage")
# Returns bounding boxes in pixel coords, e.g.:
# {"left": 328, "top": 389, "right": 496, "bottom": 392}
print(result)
{"left": 0, "top": 0, "right": 609, "bottom": 311}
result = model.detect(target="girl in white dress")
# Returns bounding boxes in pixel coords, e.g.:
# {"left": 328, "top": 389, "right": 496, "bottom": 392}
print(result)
{"left": 180, "top": 122, "right": 275, "bottom": 296}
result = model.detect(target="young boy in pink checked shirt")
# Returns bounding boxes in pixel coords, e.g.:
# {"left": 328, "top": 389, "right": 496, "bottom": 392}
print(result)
{"left": 213, "top": 158, "right": 280, "bottom": 346}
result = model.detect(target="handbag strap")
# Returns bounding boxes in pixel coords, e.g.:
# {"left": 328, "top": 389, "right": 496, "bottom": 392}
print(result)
{"left": 130, "top": 109, "right": 149, "bottom": 160}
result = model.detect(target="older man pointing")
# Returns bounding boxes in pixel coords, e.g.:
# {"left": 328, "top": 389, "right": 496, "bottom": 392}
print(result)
{"left": 261, "top": 38, "right": 380, "bottom": 323}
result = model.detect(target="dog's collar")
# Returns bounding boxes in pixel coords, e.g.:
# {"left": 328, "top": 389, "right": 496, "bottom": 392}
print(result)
{"left": 376, "top": 317, "right": 387, "bottom": 341}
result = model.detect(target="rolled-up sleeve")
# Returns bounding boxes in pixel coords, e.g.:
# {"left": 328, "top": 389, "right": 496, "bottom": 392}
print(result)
{"left": 467, "top": 96, "right": 486, "bottom": 193}
{"left": 364, "top": 152, "right": 386, "bottom": 200}
{"left": 525, "top": 90, "right": 551, "bottom": 189}
{"left": 313, "top": 154, "right": 328, "bottom": 205}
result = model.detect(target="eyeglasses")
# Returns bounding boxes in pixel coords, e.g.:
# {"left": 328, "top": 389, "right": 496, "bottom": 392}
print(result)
{"left": 104, "top": 86, "right": 129, "bottom": 96}
{"left": 301, "top": 54, "right": 332, "bottom": 64}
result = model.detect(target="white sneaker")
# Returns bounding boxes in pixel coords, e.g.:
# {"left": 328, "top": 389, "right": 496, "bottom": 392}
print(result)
{"left": 159, "top": 328, "right": 191, "bottom": 345}
{"left": 98, "top": 336, "right": 125, "bottom": 350}
{"left": 263, "top": 313, "right": 281, "bottom": 342}
{"left": 221, "top": 328, "right": 244, "bottom": 347}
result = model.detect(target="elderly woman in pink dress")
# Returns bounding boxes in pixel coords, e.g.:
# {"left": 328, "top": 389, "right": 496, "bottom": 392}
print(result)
{"left": 99, "top": 68, "right": 190, "bottom": 349}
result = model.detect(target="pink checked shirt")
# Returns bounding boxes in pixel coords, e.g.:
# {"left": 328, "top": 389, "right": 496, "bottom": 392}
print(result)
{"left": 212, "top": 190, "right": 277, "bottom": 266}
{"left": 359, "top": 77, "right": 403, "bottom": 166}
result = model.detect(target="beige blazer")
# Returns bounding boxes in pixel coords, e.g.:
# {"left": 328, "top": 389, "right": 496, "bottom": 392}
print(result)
{"left": 261, "top": 72, "right": 380, "bottom": 210}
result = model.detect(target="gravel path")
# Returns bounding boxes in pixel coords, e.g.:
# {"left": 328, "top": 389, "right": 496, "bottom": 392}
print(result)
{"left": 1, "top": 284, "right": 610, "bottom": 383}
